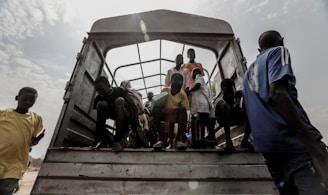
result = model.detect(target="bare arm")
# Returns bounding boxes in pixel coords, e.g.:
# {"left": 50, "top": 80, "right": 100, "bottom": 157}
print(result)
{"left": 31, "top": 129, "right": 45, "bottom": 146}
{"left": 269, "top": 80, "right": 328, "bottom": 186}
{"left": 165, "top": 70, "right": 171, "bottom": 87}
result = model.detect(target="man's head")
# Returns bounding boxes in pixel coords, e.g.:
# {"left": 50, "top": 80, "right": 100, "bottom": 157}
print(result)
{"left": 187, "top": 48, "right": 195, "bottom": 62}
{"left": 175, "top": 54, "right": 183, "bottom": 69}
{"left": 15, "top": 87, "right": 38, "bottom": 112}
{"left": 258, "top": 30, "right": 284, "bottom": 52}
{"left": 170, "top": 73, "right": 183, "bottom": 95}
{"left": 147, "top": 91, "right": 154, "bottom": 101}
{"left": 95, "top": 76, "right": 111, "bottom": 96}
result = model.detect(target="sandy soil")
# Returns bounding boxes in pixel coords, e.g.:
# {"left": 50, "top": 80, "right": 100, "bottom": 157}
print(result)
{"left": 15, "top": 168, "right": 39, "bottom": 195}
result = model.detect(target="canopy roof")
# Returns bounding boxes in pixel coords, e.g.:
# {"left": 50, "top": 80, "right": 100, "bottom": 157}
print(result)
{"left": 91, "top": 9, "right": 233, "bottom": 35}
{"left": 85, "top": 9, "right": 239, "bottom": 100}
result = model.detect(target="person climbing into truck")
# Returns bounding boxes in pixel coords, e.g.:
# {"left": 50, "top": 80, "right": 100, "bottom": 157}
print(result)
{"left": 93, "top": 76, "right": 148, "bottom": 151}
{"left": 213, "top": 78, "right": 253, "bottom": 152}
{"left": 152, "top": 73, "right": 189, "bottom": 150}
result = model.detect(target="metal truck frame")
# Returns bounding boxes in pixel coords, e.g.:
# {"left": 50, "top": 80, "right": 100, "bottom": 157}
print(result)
{"left": 31, "top": 10, "right": 276, "bottom": 194}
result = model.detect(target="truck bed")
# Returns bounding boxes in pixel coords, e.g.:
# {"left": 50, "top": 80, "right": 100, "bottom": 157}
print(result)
{"left": 31, "top": 148, "right": 277, "bottom": 194}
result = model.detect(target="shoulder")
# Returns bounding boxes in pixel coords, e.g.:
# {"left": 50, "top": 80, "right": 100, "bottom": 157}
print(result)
{"left": 213, "top": 94, "right": 224, "bottom": 105}
{"left": 112, "top": 87, "right": 127, "bottom": 95}
{"left": 264, "top": 46, "right": 291, "bottom": 69}
{"left": 112, "top": 87, "right": 123, "bottom": 92}
{"left": 267, "top": 46, "right": 289, "bottom": 58}
{"left": 167, "top": 67, "right": 174, "bottom": 73}
{"left": 179, "top": 90, "right": 188, "bottom": 98}
{"left": 162, "top": 87, "right": 170, "bottom": 92}
{"left": 30, "top": 112, "right": 42, "bottom": 119}
{"left": 0, "top": 108, "right": 7, "bottom": 113}
{"left": 236, "top": 90, "right": 243, "bottom": 96}
{"left": 0, "top": 108, "right": 13, "bottom": 115}
{"left": 179, "top": 68, "right": 189, "bottom": 75}
{"left": 94, "top": 94, "right": 103, "bottom": 102}
{"left": 182, "top": 63, "right": 192, "bottom": 69}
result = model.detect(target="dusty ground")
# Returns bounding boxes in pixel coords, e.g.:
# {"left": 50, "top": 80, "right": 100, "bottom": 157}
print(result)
{"left": 15, "top": 167, "right": 39, "bottom": 195}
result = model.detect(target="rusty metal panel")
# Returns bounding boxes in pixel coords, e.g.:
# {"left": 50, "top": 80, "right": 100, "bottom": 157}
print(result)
{"left": 52, "top": 40, "right": 104, "bottom": 147}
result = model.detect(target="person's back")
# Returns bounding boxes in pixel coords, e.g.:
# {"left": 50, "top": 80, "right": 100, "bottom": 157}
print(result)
{"left": 244, "top": 32, "right": 324, "bottom": 152}
{"left": 243, "top": 30, "right": 328, "bottom": 194}
{"left": 245, "top": 46, "right": 323, "bottom": 152}
{"left": 0, "top": 87, "right": 44, "bottom": 195}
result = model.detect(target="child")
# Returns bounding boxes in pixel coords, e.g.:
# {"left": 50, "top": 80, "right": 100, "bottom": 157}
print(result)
{"left": 214, "top": 79, "right": 252, "bottom": 152}
{"left": 152, "top": 73, "right": 189, "bottom": 150}
{"left": 181, "top": 48, "right": 205, "bottom": 91}
{"left": 93, "top": 76, "right": 148, "bottom": 151}
{"left": 0, "top": 87, "right": 45, "bottom": 195}
{"left": 189, "top": 69, "right": 216, "bottom": 147}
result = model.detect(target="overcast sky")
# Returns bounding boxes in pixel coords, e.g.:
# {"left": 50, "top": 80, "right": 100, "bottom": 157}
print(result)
{"left": 1, "top": 0, "right": 327, "bottom": 158}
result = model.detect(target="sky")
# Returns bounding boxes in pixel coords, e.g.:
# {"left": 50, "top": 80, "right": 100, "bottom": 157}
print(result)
{"left": 1, "top": 0, "right": 328, "bottom": 159}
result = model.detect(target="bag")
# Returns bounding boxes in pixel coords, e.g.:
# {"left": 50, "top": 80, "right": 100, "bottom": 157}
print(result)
{"left": 150, "top": 91, "right": 168, "bottom": 113}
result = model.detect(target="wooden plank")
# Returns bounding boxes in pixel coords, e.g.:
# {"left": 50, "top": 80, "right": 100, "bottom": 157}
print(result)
{"left": 32, "top": 179, "right": 278, "bottom": 195}
{"left": 38, "top": 162, "right": 271, "bottom": 179}
{"left": 44, "top": 148, "right": 265, "bottom": 165}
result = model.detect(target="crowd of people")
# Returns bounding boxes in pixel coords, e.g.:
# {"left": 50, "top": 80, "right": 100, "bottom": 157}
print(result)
{"left": 92, "top": 48, "right": 253, "bottom": 152}
{"left": 1, "top": 30, "right": 327, "bottom": 194}
{"left": 90, "top": 31, "right": 328, "bottom": 194}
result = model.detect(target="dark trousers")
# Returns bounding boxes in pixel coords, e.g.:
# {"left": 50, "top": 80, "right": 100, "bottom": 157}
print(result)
{"left": 96, "top": 97, "right": 139, "bottom": 143}
{"left": 0, "top": 178, "right": 19, "bottom": 195}
{"left": 198, "top": 113, "right": 215, "bottom": 140}
{"left": 263, "top": 151, "right": 328, "bottom": 195}
{"left": 215, "top": 101, "right": 251, "bottom": 145}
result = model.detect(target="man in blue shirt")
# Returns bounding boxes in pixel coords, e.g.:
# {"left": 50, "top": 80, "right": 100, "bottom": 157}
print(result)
{"left": 243, "top": 30, "right": 328, "bottom": 194}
